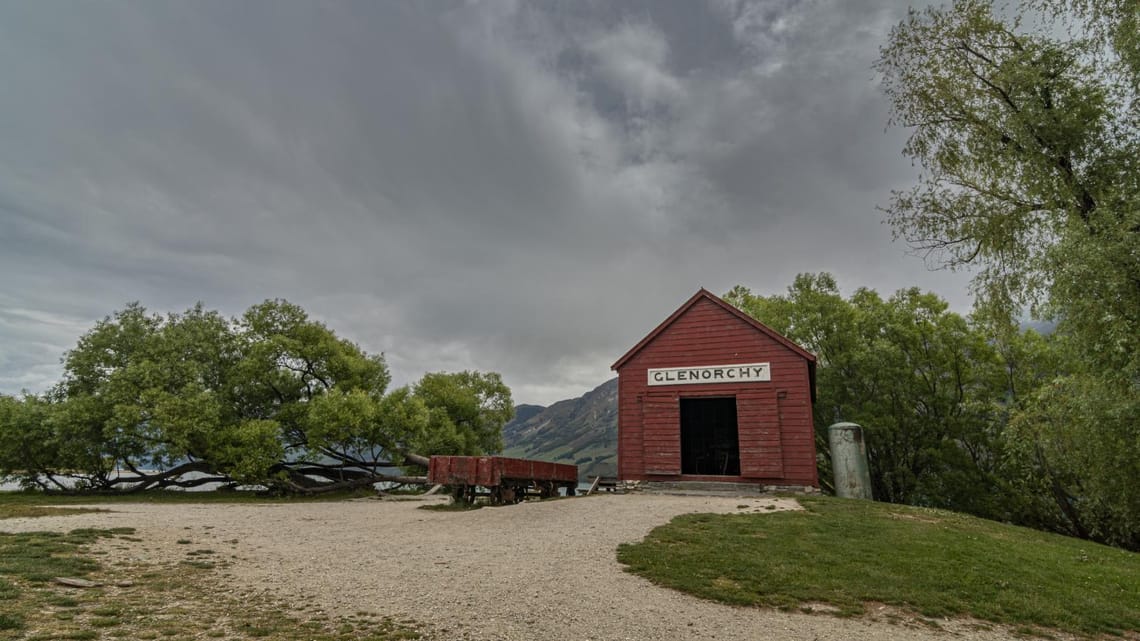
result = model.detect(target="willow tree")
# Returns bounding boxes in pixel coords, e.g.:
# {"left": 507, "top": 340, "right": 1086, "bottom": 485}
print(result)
{"left": 0, "top": 300, "right": 513, "bottom": 494}
{"left": 878, "top": 0, "right": 1140, "bottom": 548}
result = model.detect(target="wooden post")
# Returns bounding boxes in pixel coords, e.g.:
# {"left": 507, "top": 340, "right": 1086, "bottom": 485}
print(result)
{"left": 585, "top": 475, "right": 602, "bottom": 496}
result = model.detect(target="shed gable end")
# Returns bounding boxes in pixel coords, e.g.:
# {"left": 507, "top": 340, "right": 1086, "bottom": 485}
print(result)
{"left": 612, "top": 288, "right": 815, "bottom": 372}
{"left": 614, "top": 288, "right": 819, "bottom": 488}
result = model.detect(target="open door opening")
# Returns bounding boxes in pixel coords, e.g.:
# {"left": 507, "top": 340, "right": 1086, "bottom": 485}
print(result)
{"left": 680, "top": 397, "right": 740, "bottom": 475}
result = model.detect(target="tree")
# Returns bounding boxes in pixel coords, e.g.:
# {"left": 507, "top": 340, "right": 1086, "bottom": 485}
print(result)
{"left": 727, "top": 275, "right": 1018, "bottom": 517}
{"left": 878, "top": 0, "right": 1140, "bottom": 548}
{"left": 0, "top": 394, "right": 63, "bottom": 490}
{"left": 0, "top": 300, "right": 513, "bottom": 494}
{"left": 1006, "top": 374, "right": 1140, "bottom": 548}
{"left": 412, "top": 371, "right": 514, "bottom": 456}
{"left": 878, "top": 0, "right": 1140, "bottom": 377}
{"left": 878, "top": 1, "right": 1137, "bottom": 324}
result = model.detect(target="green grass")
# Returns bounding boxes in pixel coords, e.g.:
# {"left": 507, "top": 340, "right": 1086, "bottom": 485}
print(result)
{"left": 0, "top": 520, "right": 423, "bottom": 640}
{"left": 0, "top": 505, "right": 108, "bottom": 520}
{"left": 0, "top": 528, "right": 126, "bottom": 583}
{"left": 0, "top": 487, "right": 378, "bottom": 511}
{"left": 617, "top": 495, "right": 1140, "bottom": 638}
{"left": 0, "top": 614, "right": 22, "bottom": 632}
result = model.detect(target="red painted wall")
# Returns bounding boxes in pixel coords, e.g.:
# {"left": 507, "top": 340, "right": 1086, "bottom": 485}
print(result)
{"left": 615, "top": 295, "right": 818, "bottom": 487}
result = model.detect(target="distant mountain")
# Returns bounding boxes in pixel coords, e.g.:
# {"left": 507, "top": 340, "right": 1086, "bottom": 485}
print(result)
{"left": 500, "top": 378, "right": 617, "bottom": 481}
{"left": 511, "top": 403, "right": 546, "bottom": 426}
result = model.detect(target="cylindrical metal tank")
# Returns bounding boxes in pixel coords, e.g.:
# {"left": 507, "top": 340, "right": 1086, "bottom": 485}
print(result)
{"left": 828, "top": 422, "right": 873, "bottom": 500}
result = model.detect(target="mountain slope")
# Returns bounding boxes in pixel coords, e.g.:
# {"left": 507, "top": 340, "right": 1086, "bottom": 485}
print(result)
{"left": 501, "top": 378, "right": 617, "bottom": 481}
{"left": 510, "top": 403, "right": 545, "bottom": 426}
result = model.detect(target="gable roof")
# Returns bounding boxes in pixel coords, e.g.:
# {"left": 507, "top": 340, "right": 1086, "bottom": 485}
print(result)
{"left": 611, "top": 288, "right": 817, "bottom": 400}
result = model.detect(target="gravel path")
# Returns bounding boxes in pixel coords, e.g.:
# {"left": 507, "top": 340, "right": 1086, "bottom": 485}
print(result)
{"left": 2, "top": 494, "right": 1037, "bottom": 640}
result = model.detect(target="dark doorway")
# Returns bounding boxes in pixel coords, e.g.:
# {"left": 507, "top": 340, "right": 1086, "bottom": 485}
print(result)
{"left": 680, "top": 397, "right": 740, "bottom": 475}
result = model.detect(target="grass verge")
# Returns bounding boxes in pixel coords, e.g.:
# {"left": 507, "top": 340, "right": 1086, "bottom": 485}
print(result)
{"left": 616, "top": 495, "right": 1140, "bottom": 638}
{"left": 0, "top": 522, "right": 422, "bottom": 640}
{"left": 0, "top": 506, "right": 107, "bottom": 520}
{"left": 0, "top": 488, "right": 379, "bottom": 510}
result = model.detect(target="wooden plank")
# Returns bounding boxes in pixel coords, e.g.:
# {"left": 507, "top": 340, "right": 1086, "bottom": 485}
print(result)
{"left": 585, "top": 475, "right": 602, "bottom": 496}
{"left": 642, "top": 393, "right": 680, "bottom": 474}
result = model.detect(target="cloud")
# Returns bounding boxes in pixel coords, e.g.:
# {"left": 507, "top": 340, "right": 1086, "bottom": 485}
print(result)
{"left": 585, "top": 22, "right": 684, "bottom": 113}
{"left": 0, "top": 1, "right": 972, "bottom": 405}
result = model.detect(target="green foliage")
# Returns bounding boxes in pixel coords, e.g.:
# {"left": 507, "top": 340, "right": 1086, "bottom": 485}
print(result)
{"left": 0, "top": 395, "right": 60, "bottom": 490}
{"left": 877, "top": 1, "right": 1128, "bottom": 310}
{"left": 413, "top": 371, "right": 513, "bottom": 455}
{"left": 728, "top": 275, "right": 1021, "bottom": 518}
{"left": 618, "top": 496, "right": 1140, "bottom": 637}
{"left": 1037, "top": 0, "right": 1140, "bottom": 89}
{"left": 727, "top": 272, "right": 1140, "bottom": 549}
{"left": 878, "top": 0, "right": 1140, "bottom": 550}
{"left": 1008, "top": 374, "right": 1140, "bottom": 549}
{"left": 0, "top": 299, "right": 511, "bottom": 494}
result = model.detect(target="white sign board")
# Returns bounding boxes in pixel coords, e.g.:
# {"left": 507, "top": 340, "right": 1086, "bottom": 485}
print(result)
{"left": 647, "top": 362, "right": 770, "bottom": 386}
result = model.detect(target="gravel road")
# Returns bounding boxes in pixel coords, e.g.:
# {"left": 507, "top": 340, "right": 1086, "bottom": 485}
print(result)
{"left": 2, "top": 493, "right": 1041, "bottom": 640}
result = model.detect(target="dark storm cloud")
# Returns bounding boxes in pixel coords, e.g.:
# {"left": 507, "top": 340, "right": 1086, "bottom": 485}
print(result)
{"left": 0, "top": 1, "right": 967, "bottom": 404}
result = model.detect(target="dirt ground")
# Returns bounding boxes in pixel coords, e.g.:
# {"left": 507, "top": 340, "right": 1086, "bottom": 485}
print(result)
{"left": 2, "top": 493, "right": 1042, "bottom": 640}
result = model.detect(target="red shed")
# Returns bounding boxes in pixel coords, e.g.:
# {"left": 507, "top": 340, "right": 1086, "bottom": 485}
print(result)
{"left": 612, "top": 289, "right": 818, "bottom": 489}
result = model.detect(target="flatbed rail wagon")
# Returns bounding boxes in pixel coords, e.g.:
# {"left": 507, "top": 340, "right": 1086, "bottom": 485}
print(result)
{"left": 427, "top": 456, "right": 578, "bottom": 504}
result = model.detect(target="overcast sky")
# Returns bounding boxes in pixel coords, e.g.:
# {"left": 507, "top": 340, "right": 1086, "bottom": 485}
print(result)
{"left": 0, "top": 0, "right": 971, "bottom": 406}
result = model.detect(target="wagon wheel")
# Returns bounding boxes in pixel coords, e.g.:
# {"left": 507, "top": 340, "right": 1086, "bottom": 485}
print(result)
{"left": 501, "top": 482, "right": 519, "bottom": 503}
{"left": 453, "top": 484, "right": 478, "bottom": 505}
{"left": 540, "top": 481, "right": 556, "bottom": 499}
{"left": 501, "top": 485, "right": 518, "bottom": 504}
{"left": 451, "top": 484, "right": 467, "bottom": 504}
{"left": 499, "top": 484, "right": 516, "bottom": 504}
{"left": 492, "top": 485, "right": 518, "bottom": 505}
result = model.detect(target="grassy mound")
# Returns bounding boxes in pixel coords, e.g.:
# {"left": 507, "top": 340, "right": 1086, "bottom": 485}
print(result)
{"left": 617, "top": 496, "right": 1140, "bottom": 637}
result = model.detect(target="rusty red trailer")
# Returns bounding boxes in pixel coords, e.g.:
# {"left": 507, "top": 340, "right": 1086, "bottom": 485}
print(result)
{"left": 428, "top": 456, "right": 578, "bottom": 504}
